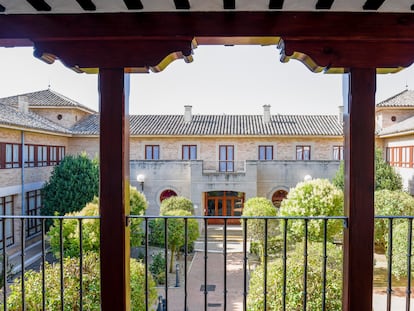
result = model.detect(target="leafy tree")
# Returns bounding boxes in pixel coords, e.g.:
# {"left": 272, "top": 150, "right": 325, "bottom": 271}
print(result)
{"left": 48, "top": 186, "right": 148, "bottom": 257}
{"left": 332, "top": 148, "right": 402, "bottom": 191}
{"left": 160, "top": 196, "right": 194, "bottom": 215}
{"left": 242, "top": 197, "right": 278, "bottom": 263}
{"left": 279, "top": 179, "right": 343, "bottom": 242}
{"left": 150, "top": 210, "right": 199, "bottom": 273}
{"left": 247, "top": 242, "right": 342, "bottom": 311}
{"left": 41, "top": 154, "right": 99, "bottom": 226}
{"left": 374, "top": 189, "right": 414, "bottom": 250}
{"left": 1, "top": 252, "right": 157, "bottom": 311}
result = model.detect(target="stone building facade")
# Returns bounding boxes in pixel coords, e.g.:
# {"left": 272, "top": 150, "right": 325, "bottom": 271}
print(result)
{"left": 0, "top": 88, "right": 413, "bottom": 253}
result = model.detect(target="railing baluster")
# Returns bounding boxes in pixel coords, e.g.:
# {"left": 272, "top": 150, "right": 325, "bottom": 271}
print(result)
{"left": 164, "top": 217, "right": 168, "bottom": 311}
{"left": 41, "top": 219, "right": 46, "bottom": 311}
{"left": 223, "top": 218, "right": 227, "bottom": 311}
{"left": 184, "top": 217, "right": 188, "bottom": 311}
{"left": 263, "top": 218, "right": 268, "bottom": 311}
{"left": 282, "top": 218, "right": 288, "bottom": 311}
{"left": 243, "top": 218, "right": 248, "bottom": 311}
{"left": 78, "top": 219, "right": 83, "bottom": 311}
{"left": 59, "top": 218, "right": 64, "bottom": 311}
{"left": 2, "top": 215, "right": 7, "bottom": 311}
{"left": 20, "top": 218, "right": 25, "bottom": 311}
{"left": 144, "top": 218, "right": 149, "bottom": 311}
{"left": 204, "top": 218, "right": 208, "bottom": 311}
{"left": 303, "top": 219, "right": 308, "bottom": 311}
{"left": 321, "top": 218, "right": 328, "bottom": 311}
{"left": 387, "top": 218, "right": 394, "bottom": 311}
{"left": 406, "top": 218, "right": 412, "bottom": 311}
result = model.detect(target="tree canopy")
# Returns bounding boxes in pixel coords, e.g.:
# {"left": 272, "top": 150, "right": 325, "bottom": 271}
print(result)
{"left": 332, "top": 148, "right": 402, "bottom": 191}
{"left": 41, "top": 154, "right": 99, "bottom": 221}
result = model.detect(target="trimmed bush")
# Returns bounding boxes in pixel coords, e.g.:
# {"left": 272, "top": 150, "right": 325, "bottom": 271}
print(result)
{"left": 374, "top": 190, "right": 414, "bottom": 250}
{"left": 149, "top": 210, "right": 199, "bottom": 273}
{"left": 1, "top": 252, "right": 157, "bottom": 311}
{"left": 242, "top": 197, "right": 278, "bottom": 263}
{"left": 247, "top": 242, "right": 342, "bottom": 311}
{"left": 279, "top": 179, "right": 343, "bottom": 242}
{"left": 48, "top": 186, "right": 148, "bottom": 258}
{"left": 160, "top": 196, "right": 194, "bottom": 215}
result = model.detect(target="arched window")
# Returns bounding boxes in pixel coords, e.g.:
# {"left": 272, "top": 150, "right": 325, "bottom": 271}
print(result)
{"left": 159, "top": 189, "right": 177, "bottom": 202}
{"left": 272, "top": 190, "right": 288, "bottom": 208}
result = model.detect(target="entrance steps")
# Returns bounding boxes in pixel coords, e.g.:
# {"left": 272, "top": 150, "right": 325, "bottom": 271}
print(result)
{"left": 194, "top": 225, "right": 246, "bottom": 253}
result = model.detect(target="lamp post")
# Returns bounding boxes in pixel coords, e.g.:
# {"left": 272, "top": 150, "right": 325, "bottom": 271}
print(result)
{"left": 136, "top": 174, "right": 145, "bottom": 191}
{"left": 304, "top": 174, "right": 312, "bottom": 182}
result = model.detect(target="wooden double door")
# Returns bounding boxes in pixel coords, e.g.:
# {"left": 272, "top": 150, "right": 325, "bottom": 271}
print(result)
{"left": 205, "top": 191, "right": 244, "bottom": 224}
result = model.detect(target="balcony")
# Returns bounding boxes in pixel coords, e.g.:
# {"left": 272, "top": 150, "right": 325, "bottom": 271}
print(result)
{"left": 0, "top": 215, "right": 412, "bottom": 310}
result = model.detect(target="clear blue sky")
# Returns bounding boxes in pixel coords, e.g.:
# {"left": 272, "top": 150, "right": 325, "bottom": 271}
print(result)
{"left": 1, "top": 45, "right": 412, "bottom": 115}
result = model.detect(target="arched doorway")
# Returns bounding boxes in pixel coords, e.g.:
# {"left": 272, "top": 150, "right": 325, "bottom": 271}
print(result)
{"left": 272, "top": 189, "right": 288, "bottom": 208}
{"left": 205, "top": 191, "right": 244, "bottom": 225}
{"left": 159, "top": 189, "right": 177, "bottom": 202}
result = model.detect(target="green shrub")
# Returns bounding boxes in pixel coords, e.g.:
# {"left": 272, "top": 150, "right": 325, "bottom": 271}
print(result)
{"left": 333, "top": 148, "right": 403, "bottom": 191}
{"left": 48, "top": 186, "right": 148, "bottom": 258}
{"left": 386, "top": 220, "right": 414, "bottom": 279}
{"left": 41, "top": 154, "right": 99, "bottom": 227}
{"left": 160, "top": 196, "right": 194, "bottom": 215}
{"left": 247, "top": 242, "right": 342, "bottom": 311}
{"left": 242, "top": 197, "right": 278, "bottom": 263}
{"left": 1, "top": 252, "right": 157, "bottom": 311}
{"left": 150, "top": 252, "right": 166, "bottom": 285}
{"left": 374, "top": 190, "right": 414, "bottom": 250}
{"left": 279, "top": 179, "right": 343, "bottom": 242}
{"left": 149, "top": 210, "right": 199, "bottom": 273}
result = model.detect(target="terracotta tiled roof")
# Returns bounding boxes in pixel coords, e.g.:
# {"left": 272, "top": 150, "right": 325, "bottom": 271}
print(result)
{"left": 0, "top": 89, "right": 96, "bottom": 113}
{"left": 71, "top": 114, "right": 343, "bottom": 136}
{"left": 378, "top": 115, "right": 414, "bottom": 136}
{"left": 0, "top": 102, "right": 71, "bottom": 134}
{"left": 377, "top": 90, "right": 414, "bottom": 108}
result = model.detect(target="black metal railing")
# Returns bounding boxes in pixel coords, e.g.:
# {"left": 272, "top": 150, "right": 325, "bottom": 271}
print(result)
{"left": 0, "top": 215, "right": 412, "bottom": 310}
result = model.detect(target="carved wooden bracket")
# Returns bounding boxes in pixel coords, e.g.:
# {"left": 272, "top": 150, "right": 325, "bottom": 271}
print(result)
{"left": 33, "top": 37, "right": 195, "bottom": 73}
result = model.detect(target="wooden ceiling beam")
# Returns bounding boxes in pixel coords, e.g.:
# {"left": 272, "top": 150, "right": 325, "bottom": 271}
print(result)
{"left": 223, "top": 0, "right": 235, "bottom": 9}
{"left": 26, "top": 0, "right": 51, "bottom": 11}
{"left": 174, "top": 0, "right": 190, "bottom": 10}
{"left": 269, "top": 0, "right": 284, "bottom": 9}
{"left": 315, "top": 0, "right": 334, "bottom": 10}
{"left": 123, "top": 0, "right": 143, "bottom": 10}
{"left": 363, "top": 0, "right": 386, "bottom": 10}
{"left": 75, "top": 0, "right": 96, "bottom": 11}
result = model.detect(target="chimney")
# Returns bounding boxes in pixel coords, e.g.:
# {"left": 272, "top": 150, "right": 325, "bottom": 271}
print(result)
{"left": 338, "top": 105, "right": 344, "bottom": 123}
{"left": 263, "top": 105, "right": 271, "bottom": 124}
{"left": 17, "top": 96, "right": 29, "bottom": 113}
{"left": 184, "top": 105, "right": 192, "bottom": 123}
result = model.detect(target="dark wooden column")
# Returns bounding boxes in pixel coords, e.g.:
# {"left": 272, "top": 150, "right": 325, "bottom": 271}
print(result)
{"left": 342, "top": 68, "right": 376, "bottom": 311}
{"left": 99, "top": 68, "right": 131, "bottom": 310}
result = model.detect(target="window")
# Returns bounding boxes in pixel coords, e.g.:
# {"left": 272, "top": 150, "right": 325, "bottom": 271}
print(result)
{"left": 296, "top": 145, "right": 311, "bottom": 160}
{"left": 37, "top": 145, "right": 48, "bottom": 167}
{"left": 160, "top": 189, "right": 177, "bottom": 202}
{"left": 145, "top": 145, "right": 160, "bottom": 160}
{"left": 0, "top": 196, "right": 14, "bottom": 249}
{"left": 258, "top": 145, "right": 273, "bottom": 160}
{"left": 58, "top": 146, "right": 65, "bottom": 164}
{"left": 0, "top": 143, "right": 21, "bottom": 168}
{"left": 386, "top": 146, "right": 414, "bottom": 168}
{"left": 24, "top": 144, "right": 35, "bottom": 167}
{"left": 333, "top": 145, "right": 344, "bottom": 160}
{"left": 182, "top": 145, "right": 197, "bottom": 160}
{"left": 50, "top": 146, "right": 58, "bottom": 166}
{"left": 219, "top": 145, "right": 234, "bottom": 172}
{"left": 26, "top": 190, "right": 42, "bottom": 237}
